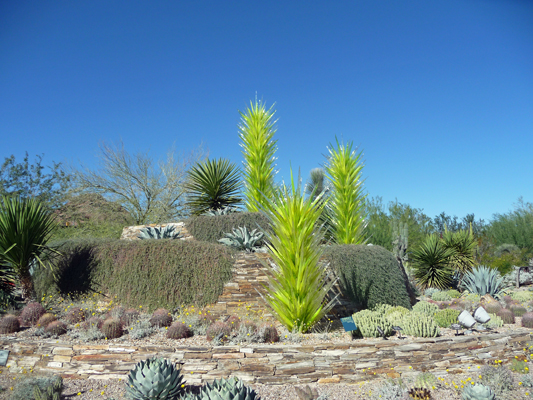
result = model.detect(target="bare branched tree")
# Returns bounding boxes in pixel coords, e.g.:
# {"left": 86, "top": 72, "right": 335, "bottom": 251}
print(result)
{"left": 69, "top": 140, "right": 207, "bottom": 224}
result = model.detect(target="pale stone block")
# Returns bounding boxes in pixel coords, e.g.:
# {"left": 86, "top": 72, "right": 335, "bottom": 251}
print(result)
{"left": 52, "top": 347, "right": 74, "bottom": 356}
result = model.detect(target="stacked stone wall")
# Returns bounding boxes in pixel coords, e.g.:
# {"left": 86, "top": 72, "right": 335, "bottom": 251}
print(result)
{"left": 2, "top": 331, "right": 531, "bottom": 384}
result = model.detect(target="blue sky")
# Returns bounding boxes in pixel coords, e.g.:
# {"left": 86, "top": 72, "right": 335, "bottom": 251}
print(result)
{"left": 1, "top": 0, "right": 532, "bottom": 222}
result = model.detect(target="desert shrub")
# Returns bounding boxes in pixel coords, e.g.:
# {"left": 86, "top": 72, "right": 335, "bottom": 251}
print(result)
{"left": 206, "top": 321, "right": 232, "bottom": 342}
{"left": 230, "top": 321, "right": 259, "bottom": 344}
{"left": 101, "top": 317, "right": 123, "bottom": 339}
{"left": 510, "top": 304, "right": 527, "bottom": 317}
{"left": 225, "top": 315, "right": 241, "bottom": 331}
{"left": 167, "top": 322, "right": 193, "bottom": 339}
{"left": 121, "top": 308, "right": 140, "bottom": 326}
{"left": 323, "top": 244, "right": 411, "bottom": 310}
{"left": 149, "top": 309, "right": 172, "bottom": 328}
{"left": 108, "top": 306, "right": 125, "bottom": 320}
{"left": 0, "top": 314, "right": 20, "bottom": 333}
{"left": 35, "top": 238, "right": 235, "bottom": 311}
{"left": 45, "top": 320, "right": 67, "bottom": 336}
{"left": 19, "top": 302, "right": 46, "bottom": 326}
{"left": 127, "top": 318, "right": 155, "bottom": 339}
{"left": 522, "top": 312, "right": 533, "bottom": 328}
{"left": 258, "top": 323, "right": 279, "bottom": 343}
{"left": 438, "top": 301, "right": 451, "bottom": 309}
{"left": 370, "top": 378, "right": 405, "bottom": 400}
{"left": 511, "top": 290, "right": 533, "bottom": 303}
{"left": 496, "top": 308, "right": 515, "bottom": 324}
{"left": 177, "top": 311, "right": 215, "bottom": 336}
{"left": 65, "top": 307, "right": 86, "bottom": 324}
{"left": 431, "top": 291, "right": 452, "bottom": 301}
{"left": 447, "top": 289, "right": 462, "bottom": 298}
{"left": 186, "top": 212, "right": 271, "bottom": 244}
{"left": 82, "top": 316, "right": 104, "bottom": 330}
{"left": 485, "top": 313, "right": 504, "bottom": 328}
{"left": 434, "top": 309, "right": 461, "bottom": 328}
{"left": 480, "top": 364, "right": 515, "bottom": 397}
{"left": 36, "top": 313, "right": 57, "bottom": 328}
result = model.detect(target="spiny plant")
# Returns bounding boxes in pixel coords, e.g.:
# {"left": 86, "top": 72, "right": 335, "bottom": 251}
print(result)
{"left": 218, "top": 226, "right": 264, "bottom": 252}
{"left": 461, "top": 383, "right": 495, "bottom": 400}
{"left": 45, "top": 320, "right": 67, "bottom": 336}
{"left": 149, "top": 309, "right": 172, "bottom": 328}
{"left": 185, "top": 157, "right": 242, "bottom": 216}
{"left": 434, "top": 308, "right": 461, "bottom": 328}
{"left": 36, "top": 313, "right": 57, "bottom": 328}
{"left": 20, "top": 301, "right": 46, "bottom": 326}
{"left": 324, "top": 137, "right": 367, "bottom": 244}
{"left": 484, "top": 302, "right": 502, "bottom": 314}
{"left": 496, "top": 308, "right": 515, "bottom": 324}
{"left": 480, "top": 364, "right": 515, "bottom": 397}
{"left": 182, "top": 377, "right": 259, "bottom": 400}
{"left": 126, "top": 358, "right": 185, "bottom": 400}
{"left": 166, "top": 322, "right": 193, "bottom": 339}
{"left": 411, "top": 234, "right": 455, "bottom": 290}
{"left": 521, "top": 311, "right": 533, "bottom": 328}
{"left": 294, "top": 384, "right": 328, "bottom": 400}
{"left": 258, "top": 170, "right": 337, "bottom": 333}
{"left": 101, "top": 317, "right": 123, "bottom": 339}
{"left": 206, "top": 321, "right": 231, "bottom": 342}
{"left": 0, "top": 314, "right": 20, "bottom": 333}
{"left": 441, "top": 226, "right": 476, "bottom": 275}
{"left": 414, "top": 372, "right": 437, "bottom": 390}
{"left": 121, "top": 308, "right": 140, "bottom": 326}
{"left": 431, "top": 291, "right": 452, "bottom": 301}
{"left": 407, "top": 387, "right": 432, "bottom": 400}
{"left": 258, "top": 323, "right": 279, "bottom": 343}
{"left": 65, "top": 307, "right": 86, "bottom": 324}
{"left": 484, "top": 313, "right": 504, "bottom": 328}
{"left": 510, "top": 304, "right": 527, "bottom": 317}
{"left": 239, "top": 98, "right": 278, "bottom": 212}
{"left": 412, "top": 301, "right": 439, "bottom": 317}
{"left": 83, "top": 316, "right": 104, "bottom": 330}
{"left": 137, "top": 225, "right": 181, "bottom": 240}
{"left": 33, "top": 375, "right": 63, "bottom": 400}
{"left": 461, "top": 265, "right": 511, "bottom": 299}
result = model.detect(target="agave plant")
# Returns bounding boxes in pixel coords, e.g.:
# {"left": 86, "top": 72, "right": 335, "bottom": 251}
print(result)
{"left": 411, "top": 234, "right": 456, "bottom": 290}
{"left": 137, "top": 225, "right": 181, "bottom": 240}
{"left": 218, "top": 226, "right": 264, "bottom": 252}
{"left": 203, "top": 206, "right": 238, "bottom": 216}
{"left": 185, "top": 158, "right": 242, "bottom": 216}
{"left": 461, "top": 383, "right": 495, "bottom": 400}
{"left": 258, "top": 169, "right": 337, "bottom": 333}
{"left": 125, "top": 357, "right": 185, "bottom": 400}
{"left": 182, "top": 377, "right": 259, "bottom": 400}
{"left": 461, "top": 265, "right": 511, "bottom": 299}
{"left": 239, "top": 98, "right": 278, "bottom": 212}
{"left": 0, "top": 195, "right": 59, "bottom": 299}
{"left": 324, "top": 138, "right": 367, "bottom": 244}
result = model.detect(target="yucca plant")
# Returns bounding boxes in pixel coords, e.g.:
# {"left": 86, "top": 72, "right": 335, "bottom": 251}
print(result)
{"left": 0, "top": 195, "right": 59, "bottom": 299}
{"left": 442, "top": 227, "right": 476, "bottom": 275}
{"left": 411, "top": 234, "right": 456, "bottom": 290}
{"left": 239, "top": 98, "right": 278, "bottom": 212}
{"left": 259, "top": 170, "right": 337, "bottom": 333}
{"left": 185, "top": 158, "right": 242, "bottom": 216}
{"left": 324, "top": 138, "right": 367, "bottom": 244}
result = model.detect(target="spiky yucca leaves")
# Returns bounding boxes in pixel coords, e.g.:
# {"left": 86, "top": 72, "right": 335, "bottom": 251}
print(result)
{"left": 411, "top": 234, "right": 456, "bottom": 290}
{"left": 259, "top": 171, "right": 337, "bottom": 333}
{"left": 0, "top": 195, "right": 59, "bottom": 299}
{"left": 239, "top": 99, "right": 278, "bottom": 212}
{"left": 441, "top": 227, "right": 476, "bottom": 275}
{"left": 185, "top": 158, "right": 242, "bottom": 216}
{"left": 324, "top": 138, "right": 367, "bottom": 244}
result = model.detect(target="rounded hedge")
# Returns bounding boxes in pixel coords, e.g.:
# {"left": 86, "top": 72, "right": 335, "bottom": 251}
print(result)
{"left": 323, "top": 244, "right": 411, "bottom": 310}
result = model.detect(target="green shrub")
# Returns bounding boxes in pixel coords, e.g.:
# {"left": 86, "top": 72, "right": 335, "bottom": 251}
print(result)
{"left": 34, "top": 238, "right": 235, "bottom": 311}
{"left": 323, "top": 244, "right": 411, "bottom": 310}
{"left": 431, "top": 291, "right": 452, "bottom": 301}
{"left": 434, "top": 308, "right": 461, "bottom": 328}
{"left": 447, "top": 289, "right": 462, "bottom": 299}
{"left": 511, "top": 290, "right": 533, "bottom": 303}
{"left": 186, "top": 212, "right": 271, "bottom": 244}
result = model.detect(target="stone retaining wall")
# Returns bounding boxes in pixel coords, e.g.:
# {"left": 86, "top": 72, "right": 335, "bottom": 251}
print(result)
{"left": 2, "top": 331, "right": 532, "bottom": 384}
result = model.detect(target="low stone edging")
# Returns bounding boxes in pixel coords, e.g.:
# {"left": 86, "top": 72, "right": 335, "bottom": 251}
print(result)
{"left": 2, "top": 330, "right": 532, "bottom": 385}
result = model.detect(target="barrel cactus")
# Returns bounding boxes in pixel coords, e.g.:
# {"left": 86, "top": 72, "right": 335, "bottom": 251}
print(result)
{"left": 0, "top": 314, "right": 20, "bottom": 333}
{"left": 182, "top": 377, "right": 259, "bottom": 400}
{"left": 351, "top": 310, "right": 392, "bottom": 338}
{"left": 400, "top": 312, "right": 440, "bottom": 337}
{"left": 126, "top": 357, "right": 185, "bottom": 400}
{"left": 462, "top": 383, "right": 495, "bottom": 400}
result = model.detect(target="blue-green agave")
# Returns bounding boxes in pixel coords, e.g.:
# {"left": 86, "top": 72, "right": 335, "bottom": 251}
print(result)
{"left": 461, "top": 265, "right": 511, "bottom": 299}
{"left": 218, "top": 226, "right": 264, "bottom": 252}
{"left": 125, "top": 357, "right": 185, "bottom": 400}
{"left": 182, "top": 377, "right": 259, "bottom": 400}
{"left": 137, "top": 225, "right": 181, "bottom": 240}
{"left": 462, "top": 383, "right": 496, "bottom": 400}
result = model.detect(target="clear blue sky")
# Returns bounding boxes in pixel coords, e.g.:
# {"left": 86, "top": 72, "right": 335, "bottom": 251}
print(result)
{"left": 1, "top": 1, "right": 532, "bottom": 222}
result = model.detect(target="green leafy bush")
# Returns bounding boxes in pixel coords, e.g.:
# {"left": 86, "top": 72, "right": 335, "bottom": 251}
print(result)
{"left": 323, "top": 244, "right": 411, "bottom": 310}
{"left": 447, "top": 289, "right": 462, "bottom": 298}
{"left": 34, "top": 238, "right": 235, "bottom": 311}
{"left": 431, "top": 291, "right": 452, "bottom": 301}
{"left": 186, "top": 212, "right": 271, "bottom": 244}
{"left": 434, "top": 308, "right": 461, "bottom": 328}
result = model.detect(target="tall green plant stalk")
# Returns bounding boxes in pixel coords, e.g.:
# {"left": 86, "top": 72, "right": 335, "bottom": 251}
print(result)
{"left": 259, "top": 170, "right": 337, "bottom": 333}
{"left": 239, "top": 99, "right": 278, "bottom": 212}
{"left": 0, "top": 195, "right": 58, "bottom": 299}
{"left": 325, "top": 138, "right": 367, "bottom": 244}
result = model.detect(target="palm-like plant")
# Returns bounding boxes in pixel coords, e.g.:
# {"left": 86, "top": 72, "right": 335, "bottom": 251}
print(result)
{"left": 441, "top": 226, "right": 476, "bottom": 275}
{"left": 0, "top": 195, "right": 58, "bottom": 299}
{"left": 325, "top": 138, "right": 367, "bottom": 244}
{"left": 259, "top": 170, "right": 337, "bottom": 333}
{"left": 185, "top": 158, "right": 242, "bottom": 216}
{"left": 239, "top": 99, "right": 278, "bottom": 212}
{"left": 411, "top": 234, "right": 456, "bottom": 290}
